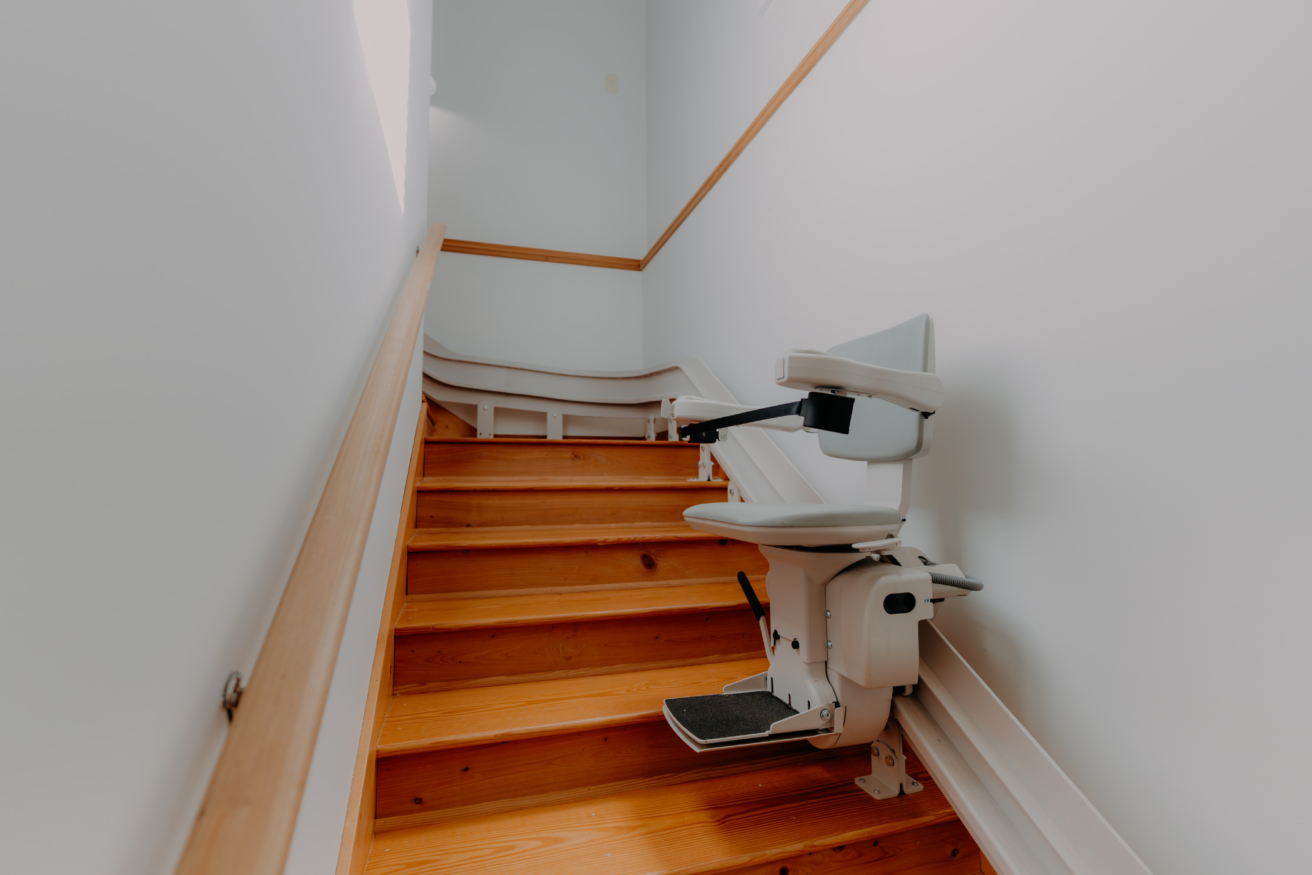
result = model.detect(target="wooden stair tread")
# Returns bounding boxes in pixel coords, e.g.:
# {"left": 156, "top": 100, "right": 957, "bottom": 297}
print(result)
{"left": 396, "top": 581, "right": 766, "bottom": 634}
{"left": 426, "top": 437, "right": 698, "bottom": 448}
{"left": 377, "top": 658, "right": 767, "bottom": 756}
{"left": 408, "top": 521, "right": 724, "bottom": 552}
{"left": 364, "top": 748, "right": 958, "bottom": 875}
{"left": 416, "top": 476, "right": 726, "bottom": 491}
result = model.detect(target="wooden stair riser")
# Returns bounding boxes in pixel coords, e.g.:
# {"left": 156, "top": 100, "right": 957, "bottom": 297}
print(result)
{"left": 408, "top": 538, "right": 767, "bottom": 595}
{"left": 425, "top": 440, "right": 701, "bottom": 480}
{"left": 375, "top": 721, "right": 830, "bottom": 821}
{"left": 415, "top": 486, "right": 726, "bottom": 528}
{"left": 396, "top": 583, "right": 770, "bottom": 635}
{"left": 392, "top": 609, "right": 764, "bottom": 693}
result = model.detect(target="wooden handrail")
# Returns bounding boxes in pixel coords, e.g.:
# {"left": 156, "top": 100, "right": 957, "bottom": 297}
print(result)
{"left": 442, "top": 238, "right": 640, "bottom": 271}
{"left": 429, "top": 1, "right": 870, "bottom": 274}
{"left": 174, "top": 223, "right": 448, "bottom": 875}
{"left": 640, "top": 0, "right": 869, "bottom": 269}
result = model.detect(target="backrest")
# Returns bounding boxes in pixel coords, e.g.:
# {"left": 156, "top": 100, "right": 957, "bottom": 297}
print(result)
{"left": 818, "top": 314, "right": 936, "bottom": 463}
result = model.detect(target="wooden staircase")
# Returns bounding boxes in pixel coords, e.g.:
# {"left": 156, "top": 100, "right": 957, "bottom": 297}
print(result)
{"left": 360, "top": 406, "right": 984, "bottom": 875}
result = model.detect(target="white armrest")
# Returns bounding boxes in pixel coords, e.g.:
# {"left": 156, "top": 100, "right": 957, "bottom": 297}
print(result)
{"left": 661, "top": 396, "right": 803, "bottom": 432}
{"left": 774, "top": 351, "right": 944, "bottom": 413}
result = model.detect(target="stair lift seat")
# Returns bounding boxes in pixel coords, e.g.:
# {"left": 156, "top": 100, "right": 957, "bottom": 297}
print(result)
{"left": 662, "top": 315, "right": 982, "bottom": 799}
{"left": 681, "top": 502, "right": 903, "bottom": 546}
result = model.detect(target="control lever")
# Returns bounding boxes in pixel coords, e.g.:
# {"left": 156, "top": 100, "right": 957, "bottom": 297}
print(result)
{"left": 736, "top": 571, "right": 774, "bottom": 662}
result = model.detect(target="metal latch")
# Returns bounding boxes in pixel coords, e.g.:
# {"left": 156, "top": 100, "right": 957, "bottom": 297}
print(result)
{"left": 223, "top": 671, "right": 245, "bottom": 722}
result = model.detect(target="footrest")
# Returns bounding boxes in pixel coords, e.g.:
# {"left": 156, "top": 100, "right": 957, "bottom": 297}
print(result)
{"left": 663, "top": 690, "right": 837, "bottom": 753}
{"left": 665, "top": 691, "right": 797, "bottom": 744}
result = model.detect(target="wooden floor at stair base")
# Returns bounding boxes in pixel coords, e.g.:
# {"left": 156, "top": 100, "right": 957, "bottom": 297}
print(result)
{"left": 716, "top": 820, "right": 981, "bottom": 875}
{"left": 408, "top": 535, "right": 768, "bottom": 595}
{"left": 364, "top": 748, "right": 960, "bottom": 875}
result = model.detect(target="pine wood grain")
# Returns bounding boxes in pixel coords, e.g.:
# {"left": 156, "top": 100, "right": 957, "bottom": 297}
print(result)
{"left": 442, "top": 238, "right": 641, "bottom": 271}
{"left": 377, "top": 658, "right": 768, "bottom": 756}
{"left": 376, "top": 721, "right": 834, "bottom": 821}
{"left": 175, "top": 224, "right": 448, "bottom": 875}
{"left": 392, "top": 609, "right": 763, "bottom": 692}
{"left": 407, "top": 521, "right": 720, "bottom": 551}
{"left": 715, "top": 820, "right": 982, "bottom": 875}
{"left": 364, "top": 748, "right": 959, "bottom": 875}
{"left": 335, "top": 399, "right": 431, "bottom": 875}
{"left": 424, "top": 438, "right": 699, "bottom": 480}
{"left": 416, "top": 476, "right": 726, "bottom": 491}
{"left": 415, "top": 483, "right": 727, "bottom": 528}
{"left": 396, "top": 581, "right": 766, "bottom": 634}
{"left": 407, "top": 531, "right": 767, "bottom": 596}
{"left": 425, "top": 403, "right": 475, "bottom": 439}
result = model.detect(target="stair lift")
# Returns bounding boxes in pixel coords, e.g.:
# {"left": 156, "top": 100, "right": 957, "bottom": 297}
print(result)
{"left": 661, "top": 314, "right": 984, "bottom": 800}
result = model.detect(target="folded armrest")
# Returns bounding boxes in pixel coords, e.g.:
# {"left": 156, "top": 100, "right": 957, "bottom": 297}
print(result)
{"left": 774, "top": 352, "right": 945, "bottom": 413}
{"left": 662, "top": 396, "right": 803, "bottom": 432}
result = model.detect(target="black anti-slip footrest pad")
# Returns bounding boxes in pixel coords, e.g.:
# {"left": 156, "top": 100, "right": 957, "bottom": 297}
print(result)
{"left": 665, "top": 691, "right": 798, "bottom": 743}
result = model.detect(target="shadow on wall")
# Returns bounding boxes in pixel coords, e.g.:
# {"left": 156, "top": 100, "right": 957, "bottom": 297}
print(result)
{"left": 913, "top": 355, "right": 1021, "bottom": 563}
{"left": 908, "top": 355, "right": 1034, "bottom": 716}
{"left": 354, "top": 0, "right": 411, "bottom": 208}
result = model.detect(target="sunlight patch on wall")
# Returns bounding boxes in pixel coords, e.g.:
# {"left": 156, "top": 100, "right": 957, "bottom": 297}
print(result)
{"left": 354, "top": 0, "right": 411, "bottom": 209}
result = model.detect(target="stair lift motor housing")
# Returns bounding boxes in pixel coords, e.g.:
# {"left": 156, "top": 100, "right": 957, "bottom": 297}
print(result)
{"left": 662, "top": 550, "right": 936, "bottom": 753}
{"left": 661, "top": 316, "right": 980, "bottom": 801}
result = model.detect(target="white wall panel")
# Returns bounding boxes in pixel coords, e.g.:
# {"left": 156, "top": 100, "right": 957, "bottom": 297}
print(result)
{"left": 645, "top": 0, "right": 846, "bottom": 250}
{"left": 425, "top": 0, "right": 646, "bottom": 369}
{"left": 0, "top": 0, "right": 433, "bottom": 872}
{"left": 429, "top": 252, "right": 643, "bottom": 371}
{"left": 642, "top": 3, "right": 1312, "bottom": 873}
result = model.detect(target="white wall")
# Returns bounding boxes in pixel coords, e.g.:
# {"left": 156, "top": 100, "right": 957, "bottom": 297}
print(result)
{"left": 285, "top": 341, "right": 424, "bottom": 875}
{"left": 643, "top": 2, "right": 1312, "bottom": 873}
{"left": 426, "top": 0, "right": 645, "bottom": 369}
{"left": 645, "top": 0, "right": 847, "bottom": 250}
{"left": 429, "top": 253, "right": 643, "bottom": 370}
{"left": 0, "top": 1, "right": 432, "bottom": 873}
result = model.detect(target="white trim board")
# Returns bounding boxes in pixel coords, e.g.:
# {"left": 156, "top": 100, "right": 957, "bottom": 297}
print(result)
{"left": 896, "top": 623, "right": 1153, "bottom": 875}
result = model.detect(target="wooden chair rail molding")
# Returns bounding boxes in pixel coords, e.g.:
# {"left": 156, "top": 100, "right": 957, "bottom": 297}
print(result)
{"left": 173, "top": 223, "right": 448, "bottom": 875}
{"left": 639, "top": 0, "right": 869, "bottom": 269}
{"left": 442, "top": 0, "right": 869, "bottom": 273}
{"left": 441, "top": 238, "right": 641, "bottom": 271}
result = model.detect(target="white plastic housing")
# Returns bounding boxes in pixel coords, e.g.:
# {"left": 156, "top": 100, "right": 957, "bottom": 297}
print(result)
{"left": 774, "top": 351, "right": 945, "bottom": 412}
{"left": 826, "top": 561, "right": 933, "bottom": 690}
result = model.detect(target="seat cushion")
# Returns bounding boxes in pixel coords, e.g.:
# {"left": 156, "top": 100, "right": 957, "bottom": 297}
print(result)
{"left": 683, "top": 502, "right": 902, "bottom": 546}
